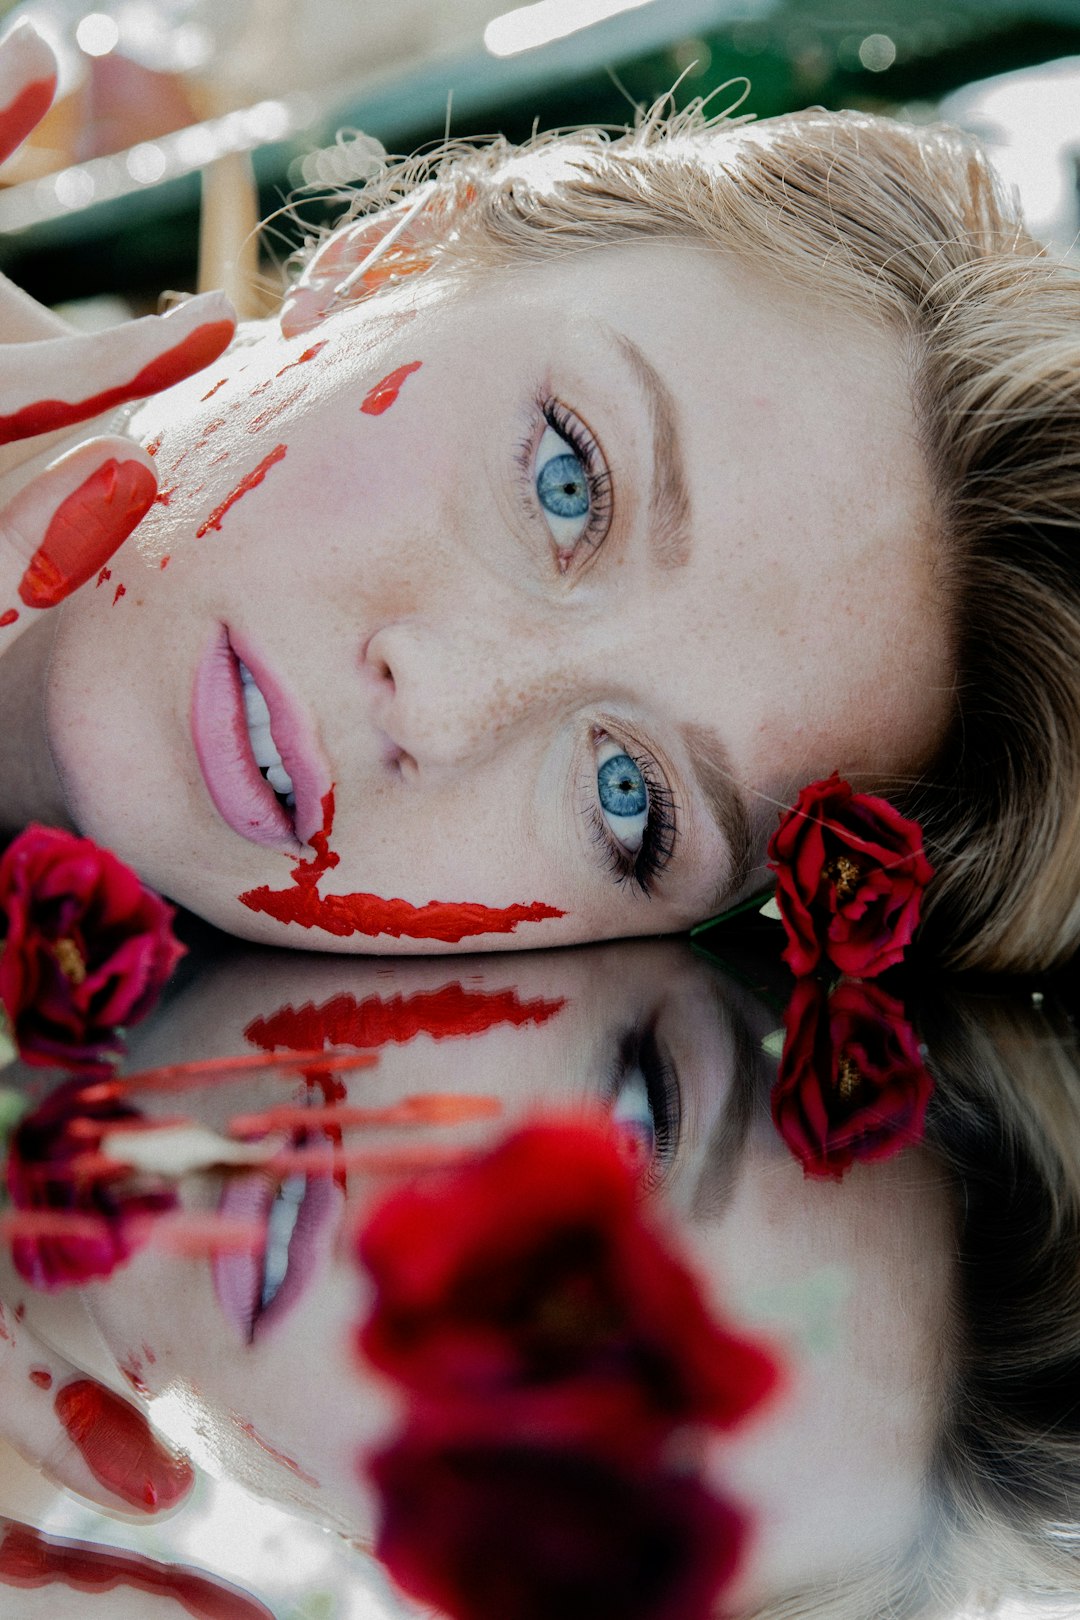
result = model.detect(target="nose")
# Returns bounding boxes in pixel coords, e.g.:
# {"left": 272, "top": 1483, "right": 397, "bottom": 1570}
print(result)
{"left": 360, "top": 614, "right": 581, "bottom": 774}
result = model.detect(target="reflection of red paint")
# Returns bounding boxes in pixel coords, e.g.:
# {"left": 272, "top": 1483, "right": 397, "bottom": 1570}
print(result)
{"left": 28, "top": 1368, "right": 52, "bottom": 1390}
{"left": 0, "top": 609, "right": 16, "bottom": 627}
{"left": 196, "top": 443, "right": 287, "bottom": 536}
{"left": 235, "top": 1418, "right": 319, "bottom": 1487}
{"left": 0, "top": 75, "right": 57, "bottom": 165}
{"left": 0, "top": 1519, "right": 275, "bottom": 1619}
{"left": 201, "top": 377, "right": 228, "bottom": 400}
{"left": 239, "top": 788, "right": 563, "bottom": 941}
{"left": 360, "top": 360, "right": 421, "bottom": 415}
{"left": 112, "top": 583, "right": 126, "bottom": 605}
{"left": 0, "top": 321, "right": 234, "bottom": 444}
{"left": 0, "top": 1303, "right": 8, "bottom": 1342}
{"left": 246, "top": 984, "right": 566, "bottom": 1051}
{"left": 228, "top": 1096, "right": 500, "bottom": 1136}
{"left": 276, "top": 341, "right": 326, "bottom": 377}
{"left": 54, "top": 1378, "right": 194, "bottom": 1511}
{"left": 18, "top": 460, "right": 156, "bottom": 609}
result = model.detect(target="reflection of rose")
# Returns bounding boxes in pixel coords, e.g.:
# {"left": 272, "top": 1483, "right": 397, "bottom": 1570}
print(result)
{"left": 6, "top": 1077, "right": 177, "bottom": 1289}
{"left": 771, "top": 979, "right": 934, "bottom": 1181}
{"left": 357, "top": 1122, "right": 777, "bottom": 1435}
{"left": 767, "top": 775, "right": 934, "bottom": 977}
{"left": 0, "top": 824, "right": 184, "bottom": 1070}
{"left": 371, "top": 1420, "right": 745, "bottom": 1620}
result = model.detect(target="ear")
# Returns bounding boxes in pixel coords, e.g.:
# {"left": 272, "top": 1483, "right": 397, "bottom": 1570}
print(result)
{"left": 280, "top": 193, "right": 438, "bottom": 338}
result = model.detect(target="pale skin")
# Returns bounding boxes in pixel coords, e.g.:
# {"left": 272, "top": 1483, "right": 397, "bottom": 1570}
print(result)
{"left": 0, "top": 27, "right": 952, "bottom": 954}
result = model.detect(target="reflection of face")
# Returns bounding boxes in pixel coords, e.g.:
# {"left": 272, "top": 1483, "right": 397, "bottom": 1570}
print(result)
{"left": 4, "top": 942, "right": 955, "bottom": 1611}
{"left": 42, "top": 242, "right": 949, "bottom": 949}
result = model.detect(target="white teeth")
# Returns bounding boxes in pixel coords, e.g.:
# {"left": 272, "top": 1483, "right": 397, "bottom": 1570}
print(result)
{"left": 238, "top": 659, "right": 296, "bottom": 809}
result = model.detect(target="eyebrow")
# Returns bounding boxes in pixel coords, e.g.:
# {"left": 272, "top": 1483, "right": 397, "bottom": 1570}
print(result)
{"left": 611, "top": 330, "right": 693, "bottom": 570}
{"left": 679, "top": 722, "right": 755, "bottom": 906}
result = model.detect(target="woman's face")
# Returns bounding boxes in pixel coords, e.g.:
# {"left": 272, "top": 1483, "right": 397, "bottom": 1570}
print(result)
{"left": 43, "top": 241, "right": 950, "bottom": 949}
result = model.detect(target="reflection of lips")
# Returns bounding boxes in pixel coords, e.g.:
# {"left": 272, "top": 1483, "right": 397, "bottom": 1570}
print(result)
{"left": 213, "top": 1162, "right": 340, "bottom": 1344}
{"left": 244, "top": 984, "right": 567, "bottom": 1053}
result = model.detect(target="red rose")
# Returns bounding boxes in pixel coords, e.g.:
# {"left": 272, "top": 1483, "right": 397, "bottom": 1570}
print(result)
{"left": 370, "top": 1419, "right": 747, "bottom": 1620}
{"left": 356, "top": 1121, "right": 778, "bottom": 1439}
{"left": 0, "top": 825, "right": 184, "bottom": 1070}
{"left": 767, "top": 774, "right": 934, "bottom": 977}
{"left": 771, "top": 978, "right": 934, "bottom": 1181}
{"left": 5, "top": 1076, "right": 178, "bottom": 1288}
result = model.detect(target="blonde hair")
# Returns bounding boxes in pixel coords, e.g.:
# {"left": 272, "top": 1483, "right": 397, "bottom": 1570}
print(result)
{"left": 297, "top": 103, "right": 1080, "bottom": 974}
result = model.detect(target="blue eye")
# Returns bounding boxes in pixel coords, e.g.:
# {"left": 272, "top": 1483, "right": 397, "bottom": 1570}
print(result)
{"left": 534, "top": 423, "right": 593, "bottom": 552}
{"left": 596, "top": 740, "right": 649, "bottom": 854}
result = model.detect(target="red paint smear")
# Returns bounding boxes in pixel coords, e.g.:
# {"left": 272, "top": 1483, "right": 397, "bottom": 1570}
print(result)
{"left": 239, "top": 787, "right": 563, "bottom": 941}
{"left": 249, "top": 384, "right": 307, "bottom": 432}
{"left": 235, "top": 1419, "right": 319, "bottom": 1488}
{"left": 227, "top": 1095, "right": 501, "bottom": 1136}
{"left": 0, "top": 1519, "right": 275, "bottom": 1619}
{"left": 96, "top": 566, "right": 111, "bottom": 586}
{"left": 54, "top": 1379, "right": 194, "bottom": 1512}
{"left": 0, "top": 608, "right": 17, "bottom": 627}
{"left": 201, "top": 377, "right": 229, "bottom": 400}
{"left": 145, "top": 433, "right": 163, "bottom": 457}
{"left": 112, "top": 583, "right": 126, "bottom": 605}
{"left": 18, "top": 460, "right": 156, "bottom": 609}
{"left": 0, "top": 321, "right": 234, "bottom": 445}
{"left": 360, "top": 360, "right": 422, "bottom": 416}
{"left": 246, "top": 984, "right": 566, "bottom": 1052}
{"left": 196, "top": 443, "right": 287, "bottom": 536}
{"left": 0, "top": 75, "right": 57, "bottom": 165}
{"left": 276, "top": 341, "right": 326, "bottom": 377}
{"left": 161, "top": 554, "right": 171, "bottom": 569}
{"left": 153, "top": 485, "right": 178, "bottom": 505}
{"left": 195, "top": 416, "right": 225, "bottom": 448}
{"left": 28, "top": 1368, "right": 52, "bottom": 1391}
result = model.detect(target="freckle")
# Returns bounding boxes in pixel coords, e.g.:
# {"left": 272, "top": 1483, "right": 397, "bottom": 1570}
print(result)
{"left": 96, "top": 567, "right": 111, "bottom": 587}
{"left": 29, "top": 1367, "right": 52, "bottom": 1390}
{"left": 112, "top": 583, "right": 126, "bottom": 604}
{"left": 0, "top": 608, "right": 17, "bottom": 626}
{"left": 195, "top": 418, "right": 225, "bottom": 450}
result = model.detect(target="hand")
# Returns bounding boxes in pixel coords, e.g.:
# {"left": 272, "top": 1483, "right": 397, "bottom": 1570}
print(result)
{"left": 0, "top": 20, "right": 236, "bottom": 644}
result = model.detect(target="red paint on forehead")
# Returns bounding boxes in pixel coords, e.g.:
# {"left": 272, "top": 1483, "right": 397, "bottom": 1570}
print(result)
{"left": 245, "top": 984, "right": 566, "bottom": 1051}
{"left": 0, "top": 75, "right": 57, "bottom": 164}
{"left": 201, "top": 376, "right": 229, "bottom": 400}
{"left": 0, "top": 608, "right": 17, "bottom": 627}
{"left": 238, "top": 788, "right": 564, "bottom": 941}
{"left": 196, "top": 443, "right": 287, "bottom": 536}
{"left": 360, "top": 360, "right": 422, "bottom": 416}
{"left": 276, "top": 341, "right": 326, "bottom": 377}
{"left": 0, "top": 321, "right": 234, "bottom": 445}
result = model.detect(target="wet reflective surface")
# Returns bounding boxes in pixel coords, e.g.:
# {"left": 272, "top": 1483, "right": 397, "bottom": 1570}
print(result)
{"left": 0, "top": 926, "right": 1077, "bottom": 1618}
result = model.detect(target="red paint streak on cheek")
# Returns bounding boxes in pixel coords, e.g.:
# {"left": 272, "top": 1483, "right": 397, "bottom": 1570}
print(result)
{"left": 234, "top": 1418, "right": 320, "bottom": 1487}
{"left": 18, "top": 460, "right": 156, "bottom": 610}
{"left": 28, "top": 1367, "right": 52, "bottom": 1390}
{"left": 196, "top": 443, "right": 287, "bottom": 536}
{"left": 245, "top": 984, "right": 566, "bottom": 1050}
{"left": 201, "top": 377, "right": 229, "bottom": 400}
{"left": 360, "top": 359, "right": 422, "bottom": 415}
{"left": 54, "top": 1378, "right": 194, "bottom": 1511}
{"left": 249, "top": 383, "right": 307, "bottom": 433}
{"left": 0, "top": 1520, "right": 276, "bottom": 1619}
{"left": 112, "top": 583, "right": 126, "bottom": 605}
{"left": 0, "top": 321, "right": 234, "bottom": 445}
{"left": 0, "top": 608, "right": 17, "bottom": 627}
{"left": 238, "top": 787, "right": 564, "bottom": 941}
{"left": 0, "top": 75, "right": 57, "bottom": 163}
{"left": 276, "top": 341, "right": 326, "bottom": 377}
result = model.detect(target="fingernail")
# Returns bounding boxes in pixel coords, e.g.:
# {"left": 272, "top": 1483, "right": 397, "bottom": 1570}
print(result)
{"left": 19, "top": 459, "right": 157, "bottom": 609}
{"left": 54, "top": 1378, "right": 194, "bottom": 1511}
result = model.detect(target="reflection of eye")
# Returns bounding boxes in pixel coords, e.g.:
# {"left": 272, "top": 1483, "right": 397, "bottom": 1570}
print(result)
{"left": 607, "top": 1026, "right": 680, "bottom": 1188}
{"left": 529, "top": 400, "right": 612, "bottom": 562}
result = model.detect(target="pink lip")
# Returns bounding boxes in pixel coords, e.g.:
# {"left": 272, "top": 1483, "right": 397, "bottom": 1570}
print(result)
{"left": 213, "top": 1166, "right": 341, "bottom": 1345}
{"left": 191, "top": 626, "right": 327, "bottom": 851}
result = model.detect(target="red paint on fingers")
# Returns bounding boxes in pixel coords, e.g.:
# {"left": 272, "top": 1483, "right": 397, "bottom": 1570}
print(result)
{"left": 360, "top": 360, "right": 421, "bottom": 415}
{"left": 196, "top": 443, "right": 287, "bottom": 535}
{"left": 276, "top": 341, "right": 326, "bottom": 376}
{"left": 18, "top": 459, "right": 156, "bottom": 609}
{"left": 0, "top": 74, "right": 56, "bottom": 165}
{"left": 53, "top": 1378, "right": 194, "bottom": 1511}
{"left": 0, "top": 319, "right": 234, "bottom": 445}
{"left": 239, "top": 788, "right": 564, "bottom": 941}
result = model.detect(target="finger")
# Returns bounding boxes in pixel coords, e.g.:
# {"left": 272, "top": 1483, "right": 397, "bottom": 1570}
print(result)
{"left": 0, "top": 438, "right": 157, "bottom": 635}
{"left": 0, "top": 20, "right": 58, "bottom": 167}
{"left": 0, "top": 1312, "right": 194, "bottom": 1518}
{"left": 0, "top": 290, "right": 236, "bottom": 446}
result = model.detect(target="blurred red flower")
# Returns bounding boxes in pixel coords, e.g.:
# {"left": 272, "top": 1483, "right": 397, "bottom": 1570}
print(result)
{"left": 0, "top": 824, "right": 184, "bottom": 1070}
{"left": 767, "top": 774, "right": 933, "bottom": 977}
{"left": 771, "top": 978, "right": 934, "bottom": 1181}
{"left": 6, "top": 1076, "right": 177, "bottom": 1288}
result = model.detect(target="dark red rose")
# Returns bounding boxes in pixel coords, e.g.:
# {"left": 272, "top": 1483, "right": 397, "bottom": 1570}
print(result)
{"left": 0, "top": 825, "right": 184, "bottom": 1070}
{"left": 369, "top": 1419, "right": 747, "bottom": 1620}
{"left": 357, "top": 1121, "right": 778, "bottom": 1439}
{"left": 6, "top": 1076, "right": 178, "bottom": 1288}
{"left": 767, "top": 774, "right": 934, "bottom": 977}
{"left": 771, "top": 978, "right": 934, "bottom": 1181}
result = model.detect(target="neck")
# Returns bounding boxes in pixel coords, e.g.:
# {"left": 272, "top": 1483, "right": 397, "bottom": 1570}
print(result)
{"left": 0, "top": 613, "right": 72, "bottom": 836}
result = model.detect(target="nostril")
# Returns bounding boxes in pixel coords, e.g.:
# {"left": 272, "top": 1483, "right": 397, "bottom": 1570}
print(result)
{"left": 359, "top": 631, "right": 395, "bottom": 693}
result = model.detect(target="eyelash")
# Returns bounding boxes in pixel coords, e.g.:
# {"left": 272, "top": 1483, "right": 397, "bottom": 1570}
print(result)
{"left": 586, "top": 737, "right": 678, "bottom": 897}
{"left": 517, "top": 395, "right": 614, "bottom": 558}
{"left": 607, "top": 1023, "right": 680, "bottom": 1188}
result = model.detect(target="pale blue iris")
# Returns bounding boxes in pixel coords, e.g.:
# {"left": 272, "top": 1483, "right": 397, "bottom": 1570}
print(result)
{"left": 598, "top": 753, "right": 647, "bottom": 817}
{"left": 536, "top": 451, "right": 589, "bottom": 519}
